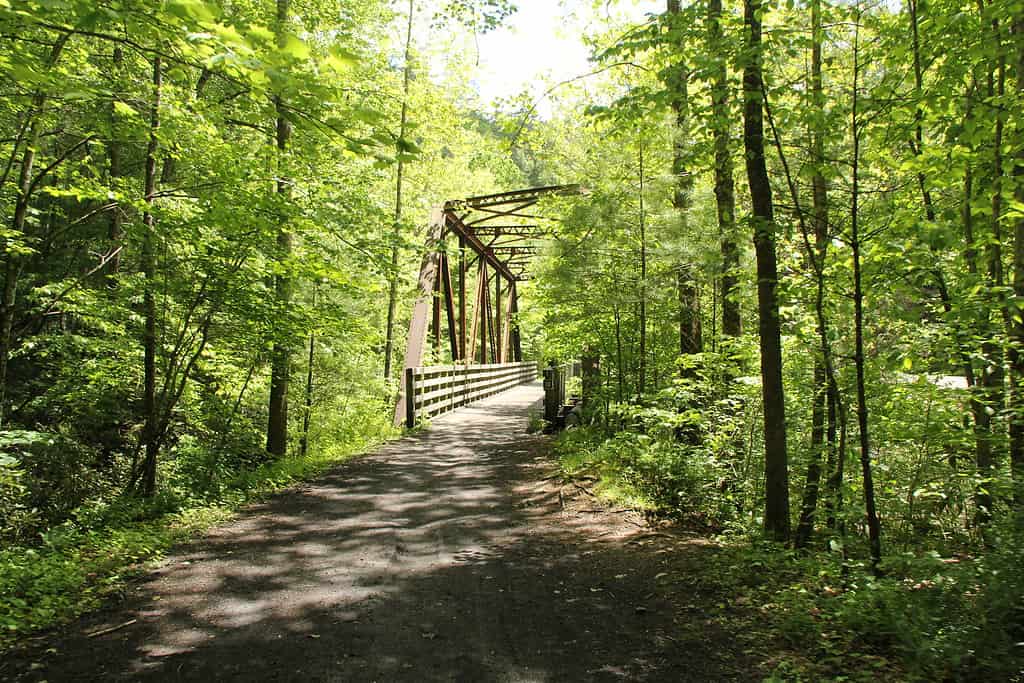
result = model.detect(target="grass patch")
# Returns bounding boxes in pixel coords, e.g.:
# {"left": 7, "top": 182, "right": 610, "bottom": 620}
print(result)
{"left": 553, "top": 424, "right": 1024, "bottom": 681}
{"left": 0, "top": 428, "right": 393, "bottom": 653}
{"left": 554, "top": 426, "right": 655, "bottom": 511}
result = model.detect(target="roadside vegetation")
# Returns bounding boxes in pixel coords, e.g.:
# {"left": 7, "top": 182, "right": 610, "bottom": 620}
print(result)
{"left": 2, "top": 0, "right": 1023, "bottom": 677}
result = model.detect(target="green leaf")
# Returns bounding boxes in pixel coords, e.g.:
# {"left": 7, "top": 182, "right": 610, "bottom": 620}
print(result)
{"left": 112, "top": 101, "right": 135, "bottom": 118}
{"left": 352, "top": 107, "right": 384, "bottom": 125}
{"left": 166, "top": 0, "right": 217, "bottom": 23}
{"left": 326, "top": 46, "right": 359, "bottom": 72}
{"left": 281, "top": 34, "right": 310, "bottom": 61}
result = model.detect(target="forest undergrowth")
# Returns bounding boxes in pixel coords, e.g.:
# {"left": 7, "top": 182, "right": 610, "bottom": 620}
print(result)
{"left": 0, "top": 413, "right": 394, "bottom": 651}
{"left": 552, "top": 360, "right": 1024, "bottom": 681}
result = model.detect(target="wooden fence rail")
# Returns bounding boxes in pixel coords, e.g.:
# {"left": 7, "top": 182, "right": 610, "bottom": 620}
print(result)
{"left": 404, "top": 361, "right": 538, "bottom": 427}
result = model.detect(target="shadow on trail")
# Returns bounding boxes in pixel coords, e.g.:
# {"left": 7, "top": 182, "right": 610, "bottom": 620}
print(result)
{"left": 3, "top": 383, "right": 750, "bottom": 682}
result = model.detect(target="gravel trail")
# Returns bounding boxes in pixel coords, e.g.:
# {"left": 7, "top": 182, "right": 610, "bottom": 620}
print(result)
{"left": 3, "top": 382, "right": 752, "bottom": 682}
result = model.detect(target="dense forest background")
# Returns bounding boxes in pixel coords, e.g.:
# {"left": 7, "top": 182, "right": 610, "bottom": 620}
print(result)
{"left": 0, "top": 0, "right": 1022, "bottom": 679}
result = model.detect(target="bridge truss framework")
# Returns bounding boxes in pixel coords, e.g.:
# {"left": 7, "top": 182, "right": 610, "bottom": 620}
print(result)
{"left": 393, "top": 184, "right": 580, "bottom": 425}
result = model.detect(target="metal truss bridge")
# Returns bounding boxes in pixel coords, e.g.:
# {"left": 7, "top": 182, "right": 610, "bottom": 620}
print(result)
{"left": 393, "top": 184, "right": 581, "bottom": 426}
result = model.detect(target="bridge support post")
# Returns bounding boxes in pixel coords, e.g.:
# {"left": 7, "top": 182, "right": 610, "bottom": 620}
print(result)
{"left": 458, "top": 237, "right": 467, "bottom": 361}
{"left": 510, "top": 282, "right": 522, "bottom": 362}
{"left": 405, "top": 367, "right": 416, "bottom": 428}
{"left": 543, "top": 363, "right": 564, "bottom": 425}
{"left": 394, "top": 208, "right": 444, "bottom": 427}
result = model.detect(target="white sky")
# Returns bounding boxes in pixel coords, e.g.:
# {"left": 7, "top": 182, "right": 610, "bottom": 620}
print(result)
{"left": 471, "top": 1, "right": 663, "bottom": 113}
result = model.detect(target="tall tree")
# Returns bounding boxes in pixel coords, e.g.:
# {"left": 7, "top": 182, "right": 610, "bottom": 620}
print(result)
{"left": 666, "top": 0, "right": 702, "bottom": 368}
{"left": 849, "top": 7, "right": 882, "bottom": 566}
{"left": 637, "top": 134, "right": 648, "bottom": 397}
{"left": 267, "top": 0, "right": 294, "bottom": 457}
{"left": 742, "top": 0, "right": 790, "bottom": 540}
{"left": 139, "top": 55, "right": 162, "bottom": 496}
{"left": 106, "top": 46, "right": 125, "bottom": 281}
{"left": 383, "top": 0, "right": 415, "bottom": 384}
{"left": 0, "top": 32, "right": 72, "bottom": 426}
{"left": 1010, "top": 12, "right": 1024, "bottom": 505}
{"left": 794, "top": 0, "right": 839, "bottom": 550}
{"left": 707, "top": 0, "right": 740, "bottom": 339}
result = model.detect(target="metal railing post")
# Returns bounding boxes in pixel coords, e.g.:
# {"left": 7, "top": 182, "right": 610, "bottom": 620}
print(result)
{"left": 405, "top": 367, "right": 416, "bottom": 428}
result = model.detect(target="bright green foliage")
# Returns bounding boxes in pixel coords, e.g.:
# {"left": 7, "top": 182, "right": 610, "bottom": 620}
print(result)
{"left": 0, "top": 0, "right": 527, "bottom": 646}
{"left": 0, "top": 0, "right": 1022, "bottom": 676}
{"left": 0, "top": 424, "right": 384, "bottom": 648}
{"left": 524, "top": 0, "right": 1024, "bottom": 677}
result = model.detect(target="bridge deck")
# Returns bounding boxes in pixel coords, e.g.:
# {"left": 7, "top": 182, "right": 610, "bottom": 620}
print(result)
{"left": 6, "top": 381, "right": 749, "bottom": 681}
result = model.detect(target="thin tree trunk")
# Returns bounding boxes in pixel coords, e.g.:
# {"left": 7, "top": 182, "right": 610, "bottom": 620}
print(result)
{"left": 678, "top": 269, "right": 702, "bottom": 360}
{"left": 743, "top": 0, "right": 790, "bottom": 541}
{"left": 908, "top": 0, "right": 938, "bottom": 225}
{"left": 823, "top": 376, "right": 842, "bottom": 532}
{"left": 224, "top": 355, "right": 259, "bottom": 435}
{"left": 1009, "top": 13, "right": 1024, "bottom": 505}
{"left": 614, "top": 304, "right": 624, "bottom": 402}
{"left": 300, "top": 329, "right": 315, "bottom": 457}
{"left": 638, "top": 136, "right": 647, "bottom": 399}
{"left": 966, "top": 157, "right": 996, "bottom": 522}
{"left": 267, "top": 0, "right": 294, "bottom": 457}
{"left": 975, "top": 8, "right": 1007, "bottom": 522}
{"left": 0, "top": 33, "right": 70, "bottom": 427}
{"left": 850, "top": 13, "right": 882, "bottom": 567}
{"left": 383, "top": 0, "right": 415, "bottom": 383}
{"left": 106, "top": 46, "right": 125, "bottom": 281}
{"left": 666, "top": 0, "right": 702, "bottom": 373}
{"left": 140, "top": 56, "right": 163, "bottom": 496}
{"left": 708, "top": 0, "right": 740, "bottom": 339}
{"left": 795, "top": 0, "right": 835, "bottom": 550}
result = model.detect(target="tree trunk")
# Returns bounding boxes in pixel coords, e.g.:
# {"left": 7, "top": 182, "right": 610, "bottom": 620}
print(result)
{"left": 666, "top": 0, "right": 702, "bottom": 373}
{"left": 822, "top": 375, "right": 842, "bottom": 532}
{"left": 140, "top": 56, "right": 163, "bottom": 496}
{"left": 850, "top": 13, "right": 882, "bottom": 567}
{"left": 106, "top": 46, "right": 125, "bottom": 282}
{"left": 975, "top": 9, "right": 1007, "bottom": 523}
{"left": 638, "top": 136, "right": 647, "bottom": 398}
{"left": 966, "top": 148, "right": 995, "bottom": 522}
{"left": 0, "top": 33, "right": 70, "bottom": 427}
{"left": 383, "top": 0, "right": 415, "bottom": 383}
{"left": 794, "top": 0, "right": 834, "bottom": 550}
{"left": 743, "top": 0, "right": 790, "bottom": 541}
{"left": 678, "top": 268, "right": 702, "bottom": 359}
{"left": 708, "top": 0, "right": 740, "bottom": 339}
{"left": 267, "top": 0, "right": 294, "bottom": 457}
{"left": 300, "top": 329, "right": 315, "bottom": 457}
{"left": 614, "top": 304, "right": 624, "bottom": 402}
{"left": 1010, "top": 14, "right": 1024, "bottom": 506}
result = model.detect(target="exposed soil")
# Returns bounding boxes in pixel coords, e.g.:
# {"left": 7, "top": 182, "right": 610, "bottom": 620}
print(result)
{"left": 2, "top": 383, "right": 762, "bottom": 681}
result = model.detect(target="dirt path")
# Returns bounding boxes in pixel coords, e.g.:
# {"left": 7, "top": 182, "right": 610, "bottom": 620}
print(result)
{"left": 4, "top": 383, "right": 757, "bottom": 682}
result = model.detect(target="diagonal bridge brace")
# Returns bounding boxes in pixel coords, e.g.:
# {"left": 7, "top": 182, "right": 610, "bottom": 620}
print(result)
{"left": 392, "top": 184, "right": 582, "bottom": 426}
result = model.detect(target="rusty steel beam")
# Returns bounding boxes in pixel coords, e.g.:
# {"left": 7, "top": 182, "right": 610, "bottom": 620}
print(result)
{"left": 502, "top": 287, "right": 513, "bottom": 363}
{"left": 440, "top": 252, "right": 458, "bottom": 362}
{"left": 431, "top": 265, "right": 441, "bottom": 352}
{"left": 465, "top": 205, "right": 544, "bottom": 227}
{"left": 458, "top": 237, "right": 467, "bottom": 360}
{"left": 487, "top": 236, "right": 532, "bottom": 248}
{"left": 491, "top": 246, "right": 539, "bottom": 256}
{"left": 469, "top": 261, "right": 485, "bottom": 363}
{"left": 491, "top": 276, "right": 499, "bottom": 362}
{"left": 448, "top": 183, "right": 582, "bottom": 210}
{"left": 469, "top": 224, "right": 544, "bottom": 236}
{"left": 510, "top": 281, "right": 523, "bottom": 361}
{"left": 443, "top": 212, "right": 517, "bottom": 284}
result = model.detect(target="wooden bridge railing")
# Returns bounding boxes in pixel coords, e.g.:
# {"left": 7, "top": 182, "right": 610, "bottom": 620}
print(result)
{"left": 404, "top": 361, "right": 538, "bottom": 427}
